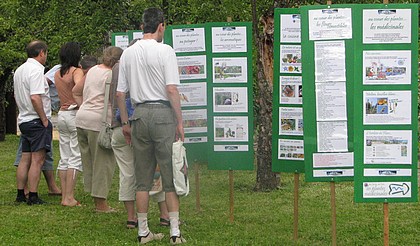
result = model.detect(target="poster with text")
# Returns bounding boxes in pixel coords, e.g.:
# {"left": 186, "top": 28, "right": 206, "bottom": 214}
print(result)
{"left": 182, "top": 109, "right": 207, "bottom": 134}
{"left": 363, "top": 90, "right": 411, "bottom": 125}
{"left": 178, "top": 82, "right": 207, "bottom": 107}
{"left": 177, "top": 55, "right": 207, "bottom": 80}
{"left": 132, "top": 31, "right": 144, "bottom": 40}
{"left": 213, "top": 87, "right": 248, "bottom": 113}
{"left": 214, "top": 145, "right": 249, "bottom": 152}
{"left": 364, "top": 168, "right": 412, "bottom": 177}
{"left": 364, "top": 130, "right": 412, "bottom": 164}
{"left": 213, "top": 57, "right": 248, "bottom": 83}
{"left": 279, "top": 107, "right": 303, "bottom": 136}
{"left": 280, "top": 14, "right": 301, "bottom": 43}
{"left": 363, "top": 9, "right": 411, "bottom": 44}
{"left": 172, "top": 27, "right": 206, "bottom": 53}
{"left": 115, "top": 35, "right": 129, "bottom": 50}
{"left": 212, "top": 26, "right": 247, "bottom": 53}
{"left": 214, "top": 116, "right": 248, "bottom": 142}
{"left": 316, "top": 82, "right": 347, "bottom": 121}
{"left": 280, "top": 76, "right": 302, "bottom": 104}
{"left": 280, "top": 45, "right": 302, "bottom": 73}
{"left": 317, "top": 121, "right": 348, "bottom": 152}
{"left": 314, "top": 41, "right": 346, "bottom": 82}
{"left": 313, "top": 169, "right": 354, "bottom": 178}
{"left": 185, "top": 136, "right": 208, "bottom": 144}
{"left": 313, "top": 152, "right": 353, "bottom": 168}
{"left": 278, "top": 139, "right": 304, "bottom": 160}
{"left": 308, "top": 8, "right": 352, "bottom": 40}
{"left": 363, "top": 182, "right": 412, "bottom": 198}
{"left": 363, "top": 50, "right": 411, "bottom": 85}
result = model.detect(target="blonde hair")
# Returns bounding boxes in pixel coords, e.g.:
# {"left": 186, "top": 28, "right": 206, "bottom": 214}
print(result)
{"left": 102, "top": 46, "right": 123, "bottom": 68}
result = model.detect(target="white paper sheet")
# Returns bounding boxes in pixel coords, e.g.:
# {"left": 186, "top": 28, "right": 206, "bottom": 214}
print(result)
{"left": 308, "top": 8, "right": 352, "bottom": 40}
{"left": 212, "top": 26, "right": 247, "bottom": 53}
{"left": 213, "top": 87, "right": 248, "bottom": 113}
{"left": 315, "top": 82, "right": 347, "bottom": 121}
{"left": 280, "top": 14, "right": 301, "bottom": 43}
{"left": 314, "top": 41, "right": 346, "bottom": 82}
{"left": 280, "top": 45, "right": 302, "bottom": 74}
{"left": 317, "top": 121, "right": 348, "bottom": 152}
{"left": 213, "top": 57, "right": 248, "bottom": 83}
{"left": 172, "top": 28, "right": 206, "bottom": 52}
{"left": 278, "top": 139, "right": 304, "bottom": 160}
{"left": 178, "top": 82, "right": 207, "bottom": 107}
{"left": 182, "top": 109, "right": 207, "bottom": 133}
{"left": 279, "top": 76, "right": 302, "bottom": 105}
{"left": 177, "top": 55, "right": 207, "bottom": 80}
{"left": 214, "top": 116, "right": 248, "bottom": 142}
{"left": 279, "top": 107, "right": 303, "bottom": 136}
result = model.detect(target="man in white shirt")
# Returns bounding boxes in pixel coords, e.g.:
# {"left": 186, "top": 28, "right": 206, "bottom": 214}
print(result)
{"left": 117, "top": 7, "right": 185, "bottom": 245}
{"left": 14, "top": 40, "right": 52, "bottom": 205}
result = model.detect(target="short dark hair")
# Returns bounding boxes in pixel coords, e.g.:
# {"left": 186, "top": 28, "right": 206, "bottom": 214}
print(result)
{"left": 142, "top": 8, "right": 164, "bottom": 34}
{"left": 59, "top": 42, "right": 81, "bottom": 77}
{"left": 80, "top": 55, "right": 98, "bottom": 70}
{"left": 26, "top": 40, "right": 48, "bottom": 58}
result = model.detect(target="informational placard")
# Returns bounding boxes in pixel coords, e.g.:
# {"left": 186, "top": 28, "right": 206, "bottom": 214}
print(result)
{"left": 111, "top": 32, "right": 129, "bottom": 50}
{"left": 207, "top": 22, "right": 253, "bottom": 170}
{"left": 172, "top": 27, "right": 206, "bottom": 53}
{"left": 127, "top": 30, "right": 144, "bottom": 42}
{"left": 308, "top": 8, "right": 352, "bottom": 40}
{"left": 177, "top": 55, "right": 207, "bottom": 80}
{"left": 272, "top": 8, "right": 304, "bottom": 173}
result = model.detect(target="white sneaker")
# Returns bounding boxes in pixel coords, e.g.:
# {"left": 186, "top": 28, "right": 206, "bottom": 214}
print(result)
{"left": 170, "top": 235, "right": 187, "bottom": 244}
{"left": 137, "top": 232, "right": 164, "bottom": 244}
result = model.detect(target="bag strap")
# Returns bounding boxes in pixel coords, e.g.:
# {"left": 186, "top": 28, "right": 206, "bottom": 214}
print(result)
{"left": 101, "top": 71, "right": 112, "bottom": 124}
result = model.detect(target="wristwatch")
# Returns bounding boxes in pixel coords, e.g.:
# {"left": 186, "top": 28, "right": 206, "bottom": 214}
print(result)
{"left": 122, "top": 121, "right": 129, "bottom": 126}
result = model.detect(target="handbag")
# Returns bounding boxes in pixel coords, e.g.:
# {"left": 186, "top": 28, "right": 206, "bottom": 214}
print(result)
{"left": 172, "top": 140, "right": 189, "bottom": 196}
{"left": 97, "top": 72, "right": 113, "bottom": 149}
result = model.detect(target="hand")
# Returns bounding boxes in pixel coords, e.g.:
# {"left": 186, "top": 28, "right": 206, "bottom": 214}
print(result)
{"left": 176, "top": 124, "right": 184, "bottom": 142}
{"left": 122, "top": 124, "right": 131, "bottom": 145}
{"left": 42, "top": 118, "right": 49, "bottom": 128}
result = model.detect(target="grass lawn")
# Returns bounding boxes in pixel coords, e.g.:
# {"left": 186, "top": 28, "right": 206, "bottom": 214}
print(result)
{"left": 0, "top": 134, "right": 419, "bottom": 245}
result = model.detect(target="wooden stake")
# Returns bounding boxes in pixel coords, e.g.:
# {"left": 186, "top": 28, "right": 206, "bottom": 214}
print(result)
{"left": 327, "top": 0, "right": 332, "bottom": 5}
{"left": 384, "top": 202, "right": 389, "bottom": 246}
{"left": 330, "top": 181, "right": 337, "bottom": 246}
{"left": 293, "top": 173, "right": 300, "bottom": 241}
{"left": 229, "top": 170, "right": 234, "bottom": 222}
{"left": 195, "top": 163, "right": 201, "bottom": 211}
{"left": 383, "top": 0, "right": 389, "bottom": 4}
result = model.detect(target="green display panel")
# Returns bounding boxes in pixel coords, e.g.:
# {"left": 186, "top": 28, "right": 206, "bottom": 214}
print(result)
{"left": 206, "top": 22, "right": 254, "bottom": 170}
{"left": 272, "top": 8, "right": 305, "bottom": 173}
{"left": 127, "top": 30, "right": 143, "bottom": 42}
{"left": 301, "top": 5, "right": 355, "bottom": 182}
{"left": 352, "top": 4, "right": 418, "bottom": 203}
{"left": 111, "top": 32, "right": 129, "bottom": 49}
{"left": 164, "top": 24, "right": 208, "bottom": 164}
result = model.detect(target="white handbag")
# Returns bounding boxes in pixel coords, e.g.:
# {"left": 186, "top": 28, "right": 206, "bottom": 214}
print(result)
{"left": 172, "top": 140, "right": 189, "bottom": 196}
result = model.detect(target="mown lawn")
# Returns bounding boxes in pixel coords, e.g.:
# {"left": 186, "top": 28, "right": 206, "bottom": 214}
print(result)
{"left": 0, "top": 134, "right": 419, "bottom": 245}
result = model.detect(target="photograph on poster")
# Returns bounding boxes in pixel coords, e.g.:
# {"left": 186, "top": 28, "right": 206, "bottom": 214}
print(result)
{"left": 313, "top": 152, "right": 353, "bottom": 168}
{"left": 178, "top": 82, "right": 207, "bottom": 107}
{"left": 212, "top": 26, "right": 247, "bottom": 53}
{"left": 184, "top": 136, "right": 208, "bottom": 144}
{"left": 280, "top": 14, "right": 301, "bottom": 43}
{"left": 363, "top": 9, "right": 411, "bottom": 44}
{"left": 182, "top": 109, "right": 207, "bottom": 134}
{"left": 363, "top": 182, "right": 411, "bottom": 198}
{"left": 316, "top": 82, "right": 347, "bottom": 121}
{"left": 213, "top": 57, "right": 248, "bottom": 83}
{"left": 214, "top": 145, "right": 249, "bottom": 152}
{"left": 214, "top": 116, "right": 248, "bottom": 142}
{"left": 278, "top": 139, "right": 304, "bottom": 160}
{"left": 279, "top": 107, "right": 303, "bottom": 136}
{"left": 317, "top": 121, "right": 348, "bottom": 152}
{"left": 280, "top": 76, "right": 302, "bottom": 104}
{"left": 308, "top": 8, "right": 352, "bottom": 40}
{"left": 280, "top": 45, "right": 302, "bottom": 73}
{"left": 177, "top": 55, "right": 206, "bottom": 80}
{"left": 115, "top": 35, "right": 129, "bottom": 50}
{"left": 363, "top": 50, "right": 411, "bottom": 84}
{"left": 314, "top": 41, "right": 346, "bottom": 82}
{"left": 363, "top": 91, "right": 411, "bottom": 125}
{"left": 313, "top": 169, "right": 354, "bottom": 178}
{"left": 213, "top": 87, "right": 248, "bottom": 113}
{"left": 364, "top": 168, "right": 412, "bottom": 177}
{"left": 172, "top": 27, "right": 205, "bottom": 53}
{"left": 364, "top": 130, "right": 412, "bottom": 164}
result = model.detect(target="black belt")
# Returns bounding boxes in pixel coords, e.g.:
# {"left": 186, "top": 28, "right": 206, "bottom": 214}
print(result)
{"left": 137, "top": 100, "right": 171, "bottom": 107}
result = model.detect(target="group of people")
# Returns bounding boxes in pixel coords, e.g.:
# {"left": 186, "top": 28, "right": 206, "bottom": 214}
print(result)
{"left": 13, "top": 7, "right": 186, "bottom": 244}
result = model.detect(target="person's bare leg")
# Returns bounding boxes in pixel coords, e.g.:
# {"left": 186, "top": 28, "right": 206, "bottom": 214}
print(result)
{"left": 62, "top": 169, "right": 80, "bottom": 206}
{"left": 58, "top": 170, "right": 67, "bottom": 205}
{"left": 16, "top": 153, "right": 31, "bottom": 190}
{"left": 94, "top": 197, "right": 111, "bottom": 211}
{"left": 27, "top": 150, "right": 45, "bottom": 193}
{"left": 124, "top": 200, "right": 136, "bottom": 224}
{"left": 158, "top": 200, "right": 169, "bottom": 221}
{"left": 43, "top": 170, "right": 61, "bottom": 194}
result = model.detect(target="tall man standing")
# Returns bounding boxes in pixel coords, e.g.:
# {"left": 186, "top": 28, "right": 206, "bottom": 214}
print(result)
{"left": 117, "top": 8, "right": 186, "bottom": 245}
{"left": 14, "top": 40, "right": 52, "bottom": 205}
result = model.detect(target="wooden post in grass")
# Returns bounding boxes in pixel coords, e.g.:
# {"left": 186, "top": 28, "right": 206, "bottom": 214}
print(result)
{"left": 229, "top": 170, "right": 234, "bottom": 222}
{"left": 327, "top": 0, "right": 332, "bottom": 5}
{"left": 384, "top": 202, "right": 389, "bottom": 246}
{"left": 293, "top": 172, "right": 299, "bottom": 241}
{"left": 195, "top": 163, "right": 201, "bottom": 211}
{"left": 330, "top": 181, "right": 337, "bottom": 246}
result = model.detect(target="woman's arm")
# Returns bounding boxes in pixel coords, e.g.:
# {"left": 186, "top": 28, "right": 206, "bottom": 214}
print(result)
{"left": 72, "top": 68, "right": 86, "bottom": 106}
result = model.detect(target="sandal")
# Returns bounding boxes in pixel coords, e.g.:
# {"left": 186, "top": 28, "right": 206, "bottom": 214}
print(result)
{"left": 159, "top": 218, "right": 170, "bottom": 226}
{"left": 126, "top": 220, "right": 138, "bottom": 229}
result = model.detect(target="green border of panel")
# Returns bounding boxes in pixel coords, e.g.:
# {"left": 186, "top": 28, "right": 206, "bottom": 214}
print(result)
{"left": 272, "top": 8, "right": 305, "bottom": 173}
{"left": 164, "top": 24, "right": 208, "bottom": 164}
{"left": 301, "top": 4, "right": 355, "bottom": 182}
{"left": 111, "top": 32, "right": 129, "bottom": 48}
{"left": 353, "top": 4, "right": 418, "bottom": 203}
{"left": 206, "top": 22, "right": 254, "bottom": 170}
{"left": 127, "top": 30, "right": 143, "bottom": 42}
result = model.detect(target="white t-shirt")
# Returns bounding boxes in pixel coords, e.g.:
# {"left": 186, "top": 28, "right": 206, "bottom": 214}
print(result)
{"left": 117, "top": 39, "right": 180, "bottom": 103}
{"left": 14, "top": 58, "right": 51, "bottom": 125}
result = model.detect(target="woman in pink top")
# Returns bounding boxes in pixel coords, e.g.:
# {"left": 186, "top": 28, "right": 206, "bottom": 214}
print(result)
{"left": 54, "top": 42, "right": 84, "bottom": 207}
{"left": 73, "top": 46, "right": 123, "bottom": 212}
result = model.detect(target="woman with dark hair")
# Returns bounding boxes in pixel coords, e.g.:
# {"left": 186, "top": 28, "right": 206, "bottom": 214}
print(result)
{"left": 54, "top": 42, "right": 84, "bottom": 207}
{"left": 73, "top": 46, "right": 123, "bottom": 212}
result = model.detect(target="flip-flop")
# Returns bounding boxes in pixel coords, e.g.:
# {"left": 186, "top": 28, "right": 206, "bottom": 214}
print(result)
{"left": 126, "top": 220, "right": 138, "bottom": 229}
{"left": 160, "top": 218, "right": 170, "bottom": 226}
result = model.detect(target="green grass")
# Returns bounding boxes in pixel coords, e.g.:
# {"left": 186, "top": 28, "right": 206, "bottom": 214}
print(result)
{"left": 0, "top": 134, "right": 419, "bottom": 245}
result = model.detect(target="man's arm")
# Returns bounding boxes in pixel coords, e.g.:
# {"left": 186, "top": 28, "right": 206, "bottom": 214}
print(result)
{"left": 116, "top": 91, "right": 131, "bottom": 144}
{"left": 31, "top": 94, "right": 48, "bottom": 127}
{"left": 166, "top": 84, "right": 184, "bottom": 142}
